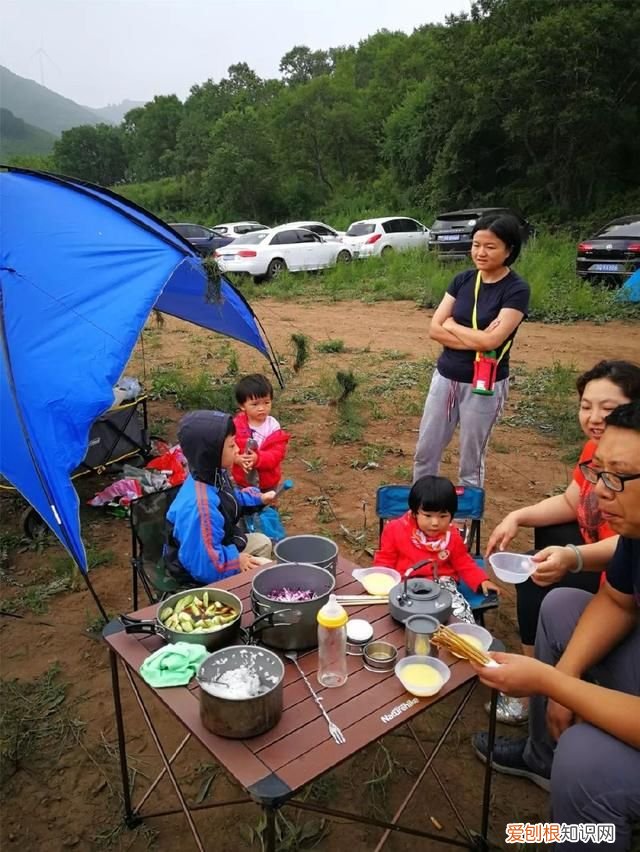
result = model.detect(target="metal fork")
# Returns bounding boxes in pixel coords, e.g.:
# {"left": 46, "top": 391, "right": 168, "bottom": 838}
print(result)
{"left": 284, "top": 651, "right": 346, "bottom": 745}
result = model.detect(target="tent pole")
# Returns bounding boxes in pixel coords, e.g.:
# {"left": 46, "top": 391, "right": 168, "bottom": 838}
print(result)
{"left": 81, "top": 569, "right": 109, "bottom": 621}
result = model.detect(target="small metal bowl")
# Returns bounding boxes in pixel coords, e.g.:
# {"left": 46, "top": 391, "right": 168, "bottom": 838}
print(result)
{"left": 363, "top": 641, "right": 398, "bottom": 673}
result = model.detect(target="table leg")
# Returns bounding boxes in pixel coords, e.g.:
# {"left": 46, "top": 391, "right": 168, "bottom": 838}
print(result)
{"left": 265, "top": 807, "right": 277, "bottom": 852}
{"left": 109, "top": 649, "right": 138, "bottom": 828}
{"left": 123, "top": 666, "right": 206, "bottom": 852}
{"left": 478, "top": 688, "right": 498, "bottom": 851}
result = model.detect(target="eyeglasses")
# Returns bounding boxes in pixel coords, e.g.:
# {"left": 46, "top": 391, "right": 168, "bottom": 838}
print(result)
{"left": 579, "top": 460, "right": 640, "bottom": 493}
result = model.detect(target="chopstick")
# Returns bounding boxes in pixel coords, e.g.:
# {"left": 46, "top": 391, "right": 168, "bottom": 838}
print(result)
{"left": 336, "top": 595, "right": 388, "bottom": 606}
{"left": 431, "top": 625, "right": 493, "bottom": 666}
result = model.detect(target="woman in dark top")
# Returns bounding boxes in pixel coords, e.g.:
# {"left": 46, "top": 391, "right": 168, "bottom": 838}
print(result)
{"left": 414, "top": 213, "right": 531, "bottom": 487}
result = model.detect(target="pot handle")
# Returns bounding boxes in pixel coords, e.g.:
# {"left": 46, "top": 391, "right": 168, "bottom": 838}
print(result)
{"left": 247, "top": 607, "right": 303, "bottom": 643}
{"left": 119, "top": 614, "right": 160, "bottom": 636}
{"left": 251, "top": 592, "right": 269, "bottom": 613}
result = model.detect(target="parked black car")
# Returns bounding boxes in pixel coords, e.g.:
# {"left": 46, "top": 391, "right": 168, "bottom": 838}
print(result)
{"left": 428, "top": 207, "right": 535, "bottom": 260}
{"left": 576, "top": 216, "right": 640, "bottom": 284}
{"left": 169, "top": 223, "right": 233, "bottom": 256}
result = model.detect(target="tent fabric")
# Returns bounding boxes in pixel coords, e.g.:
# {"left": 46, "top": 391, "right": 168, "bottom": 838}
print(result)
{"left": 617, "top": 268, "right": 640, "bottom": 303}
{"left": 0, "top": 167, "right": 280, "bottom": 573}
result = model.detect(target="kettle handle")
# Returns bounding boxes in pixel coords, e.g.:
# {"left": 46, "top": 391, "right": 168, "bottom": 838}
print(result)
{"left": 404, "top": 559, "right": 439, "bottom": 582}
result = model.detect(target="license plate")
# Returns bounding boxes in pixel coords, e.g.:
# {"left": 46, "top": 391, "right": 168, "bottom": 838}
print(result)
{"left": 222, "top": 254, "right": 235, "bottom": 260}
{"left": 439, "top": 234, "right": 460, "bottom": 241}
{"left": 591, "top": 263, "right": 619, "bottom": 272}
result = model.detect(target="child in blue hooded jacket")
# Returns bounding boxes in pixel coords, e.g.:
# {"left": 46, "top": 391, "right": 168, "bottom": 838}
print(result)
{"left": 165, "top": 410, "right": 275, "bottom": 584}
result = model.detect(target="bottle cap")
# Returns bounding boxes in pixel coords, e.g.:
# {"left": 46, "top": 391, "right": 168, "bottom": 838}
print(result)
{"left": 317, "top": 594, "right": 348, "bottom": 628}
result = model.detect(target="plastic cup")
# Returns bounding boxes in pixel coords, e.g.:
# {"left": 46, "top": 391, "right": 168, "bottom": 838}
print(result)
{"left": 489, "top": 552, "right": 536, "bottom": 584}
{"left": 445, "top": 622, "right": 492, "bottom": 657}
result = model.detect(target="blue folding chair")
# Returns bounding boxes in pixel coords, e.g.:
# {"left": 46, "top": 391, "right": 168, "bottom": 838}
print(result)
{"left": 375, "top": 484, "right": 498, "bottom": 625}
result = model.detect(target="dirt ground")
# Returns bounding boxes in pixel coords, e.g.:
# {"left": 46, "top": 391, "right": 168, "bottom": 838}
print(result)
{"left": 0, "top": 300, "right": 637, "bottom": 852}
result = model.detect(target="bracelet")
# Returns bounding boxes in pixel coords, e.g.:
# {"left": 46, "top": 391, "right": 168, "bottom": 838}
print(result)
{"left": 565, "top": 543, "right": 583, "bottom": 574}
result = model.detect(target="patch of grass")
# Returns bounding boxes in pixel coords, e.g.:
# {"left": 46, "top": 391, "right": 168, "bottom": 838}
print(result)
{"left": 231, "top": 235, "right": 638, "bottom": 324}
{"left": 393, "top": 464, "right": 412, "bottom": 480}
{"left": 0, "top": 664, "right": 84, "bottom": 785}
{"left": 371, "top": 358, "right": 434, "bottom": 397}
{"left": 242, "top": 780, "right": 331, "bottom": 851}
{"left": 331, "top": 400, "right": 365, "bottom": 445}
{"left": 503, "top": 363, "right": 583, "bottom": 454}
{"left": 301, "top": 457, "right": 325, "bottom": 472}
{"left": 291, "top": 333, "right": 311, "bottom": 373}
{"left": 149, "top": 367, "right": 236, "bottom": 412}
{"left": 1, "top": 547, "right": 115, "bottom": 615}
{"left": 316, "top": 338, "right": 346, "bottom": 353}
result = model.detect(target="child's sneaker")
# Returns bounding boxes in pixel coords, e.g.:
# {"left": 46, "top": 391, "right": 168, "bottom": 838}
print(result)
{"left": 471, "top": 733, "right": 551, "bottom": 791}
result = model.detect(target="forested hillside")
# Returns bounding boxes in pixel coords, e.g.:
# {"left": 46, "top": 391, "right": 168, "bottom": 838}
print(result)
{"left": 0, "top": 108, "right": 55, "bottom": 156}
{"left": 25, "top": 0, "right": 640, "bottom": 228}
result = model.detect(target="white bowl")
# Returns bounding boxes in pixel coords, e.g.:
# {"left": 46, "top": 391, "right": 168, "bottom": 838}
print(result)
{"left": 446, "top": 622, "right": 492, "bottom": 657}
{"left": 395, "top": 655, "right": 451, "bottom": 697}
{"left": 489, "top": 552, "right": 535, "bottom": 584}
{"left": 352, "top": 567, "right": 400, "bottom": 595}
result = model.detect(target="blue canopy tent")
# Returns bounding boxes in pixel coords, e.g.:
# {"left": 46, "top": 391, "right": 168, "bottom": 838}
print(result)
{"left": 0, "top": 166, "right": 281, "bottom": 614}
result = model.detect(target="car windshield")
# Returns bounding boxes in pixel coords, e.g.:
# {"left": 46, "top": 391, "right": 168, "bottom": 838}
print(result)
{"left": 597, "top": 221, "right": 640, "bottom": 239}
{"left": 234, "top": 232, "right": 268, "bottom": 245}
{"left": 346, "top": 222, "right": 375, "bottom": 236}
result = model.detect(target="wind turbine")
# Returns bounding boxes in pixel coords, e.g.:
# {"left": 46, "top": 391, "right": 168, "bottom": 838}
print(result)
{"left": 29, "top": 44, "right": 61, "bottom": 88}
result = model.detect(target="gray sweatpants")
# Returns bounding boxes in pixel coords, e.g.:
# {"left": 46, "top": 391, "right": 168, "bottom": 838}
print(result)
{"left": 524, "top": 588, "right": 640, "bottom": 851}
{"left": 413, "top": 369, "right": 508, "bottom": 487}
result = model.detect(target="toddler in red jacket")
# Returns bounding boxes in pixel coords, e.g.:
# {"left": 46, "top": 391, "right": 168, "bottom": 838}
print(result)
{"left": 232, "top": 374, "right": 290, "bottom": 491}
{"left": 373, "top": 475, "right": 499, "bottom": 623}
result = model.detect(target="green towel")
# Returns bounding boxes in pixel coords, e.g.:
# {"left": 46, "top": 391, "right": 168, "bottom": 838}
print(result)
{"left": 139, "top": 642, "right": 209, "bottom": 688}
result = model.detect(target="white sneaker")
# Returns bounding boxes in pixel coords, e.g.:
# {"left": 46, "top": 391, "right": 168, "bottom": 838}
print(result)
{"left": 484, "top": 693, "right": 529, "bottom": 726}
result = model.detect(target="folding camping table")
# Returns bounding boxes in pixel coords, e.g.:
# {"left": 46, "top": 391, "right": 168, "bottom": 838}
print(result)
{"left": 104, "top": 556, "right": 498, "bottom": 851}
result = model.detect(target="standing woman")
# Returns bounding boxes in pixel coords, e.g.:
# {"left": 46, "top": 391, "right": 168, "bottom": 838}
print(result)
{"left": 414, "top": 213, "right": 530, "bottom": 487}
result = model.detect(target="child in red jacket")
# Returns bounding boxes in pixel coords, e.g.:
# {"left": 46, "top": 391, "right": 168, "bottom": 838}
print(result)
{"left": 373, "top": 475, "right": 499, "bottom": 623}
{"left": 232, "top": 374, "right": 290, "bottom": 491}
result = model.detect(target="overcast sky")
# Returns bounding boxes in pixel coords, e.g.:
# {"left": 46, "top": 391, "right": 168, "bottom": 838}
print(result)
{"left": 1, "top": 0, "right": 468, "bottom": 108}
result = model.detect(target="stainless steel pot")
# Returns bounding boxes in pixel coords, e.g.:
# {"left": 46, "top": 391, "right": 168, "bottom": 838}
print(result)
{"left": 120, "top": 587, "right": 243, "bottom": 653}
{"left": 274, "top": 535, "right": 338, "bottom": 576}
{"left": 197, "top": 645, "right": 284, "bottom": 738}
{"left": 251, "top": 562, "right": 335, "bottom": 651}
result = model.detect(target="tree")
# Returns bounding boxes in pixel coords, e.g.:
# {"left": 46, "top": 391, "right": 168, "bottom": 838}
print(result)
{"left": 53, "top": 123, "right": 126, "bottom": 185}
{"left": 122, "top": 95, "right": 183, "bottom": 182}
{"left": 279, "top": 46, "right": 333, "bottom": 85}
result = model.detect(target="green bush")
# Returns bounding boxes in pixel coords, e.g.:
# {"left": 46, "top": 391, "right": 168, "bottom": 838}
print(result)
{"left": 237, "top": 233, "right": 636, "bottom": 324}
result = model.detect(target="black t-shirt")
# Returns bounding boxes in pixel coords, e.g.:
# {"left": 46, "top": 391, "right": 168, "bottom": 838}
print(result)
{"left": 437, "top": 268, "right": 530, "bottom": 383}
{"left": 606, "top": 536, "right": 640, "bottom": 606}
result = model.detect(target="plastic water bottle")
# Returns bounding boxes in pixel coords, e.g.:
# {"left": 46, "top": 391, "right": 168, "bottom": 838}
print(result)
{"left": 317, "top": 594, "right": 348, "bottom": 687}
{"left": 245, "top": 437, "right": 259, "bottom": 487}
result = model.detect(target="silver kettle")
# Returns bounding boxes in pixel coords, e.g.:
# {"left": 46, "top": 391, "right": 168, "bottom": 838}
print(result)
{"left": 388, "top": 559, "right": 453, "bottom": 624}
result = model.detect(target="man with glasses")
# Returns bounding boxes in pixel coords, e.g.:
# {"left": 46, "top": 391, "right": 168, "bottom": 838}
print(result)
{"left": 473, "top": 401, "right": 640, "bottom": 850}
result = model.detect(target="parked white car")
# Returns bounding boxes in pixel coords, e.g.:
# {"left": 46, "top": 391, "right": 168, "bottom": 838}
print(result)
{"left": 343, "top": 216, "right": 430, "bottom": 258}
{"left": 212, "top": 220, "right": 269, "bottom": 237}
{"left": 280, "top": 221, "right": 345, "bottom": 241}
{"left": 214, "top": 225, "right": 352, "bottom": 281}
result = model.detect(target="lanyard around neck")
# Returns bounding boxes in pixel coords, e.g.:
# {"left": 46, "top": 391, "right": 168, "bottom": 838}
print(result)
{"left": 471, "top": 271, "right": 512, "bottom": 363}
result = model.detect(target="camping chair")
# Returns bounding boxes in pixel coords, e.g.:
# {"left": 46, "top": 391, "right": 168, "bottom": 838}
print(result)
{"left": 375, "top": 484, "right": 498, "bottom": 625}
{"left": 130, "top": 485, "right": 183, "bottom": 609}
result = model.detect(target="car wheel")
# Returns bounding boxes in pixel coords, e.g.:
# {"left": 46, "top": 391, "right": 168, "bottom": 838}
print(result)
{"left": 381, "top": 245, "right": 393, "bottom": 257}
{"left": 336, "top": 250, "right": 351, "bottom": 264}
{"left": 267, "top": 258, "right": 287, "bottom": 280}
